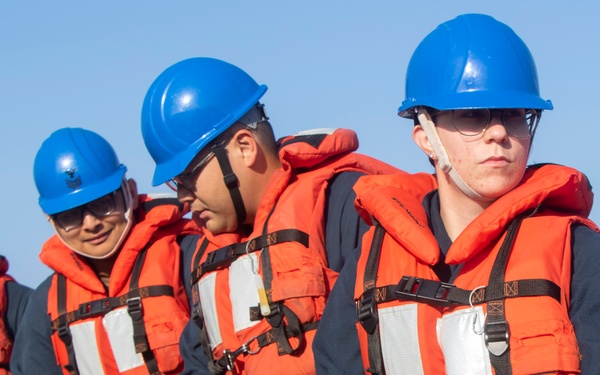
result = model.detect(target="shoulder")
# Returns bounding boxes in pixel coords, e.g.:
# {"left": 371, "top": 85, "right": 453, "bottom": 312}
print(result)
{"left": 5, "top": 281, "right": 33, "bottom": 305}
{"left": 328, "top": 171, "right": 364, "bottom": 194}
{"left": 572, "top": 222, "right": 600, "bottom": 249}
{"left": 325, "top": 171, "right": 365, "bottom": 221}
{"left": 28, "top": 275, "right": 53, "bottom": 307}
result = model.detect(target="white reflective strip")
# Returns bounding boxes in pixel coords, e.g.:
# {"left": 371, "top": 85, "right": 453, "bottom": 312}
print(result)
{"left": 436, "top": 307, "right": 492, "bottom": 375}
{"left": 70, "top": 321, "right": 103, "bottom": 375}
{"left": 379, "top": 304, "right": 424, "bottom": 375}
{"left": 103, "top": 307, "right": 144, "bottom": 372}
{"left": 229, "top": 254, "right": 261, "bottom": 332}
{"left": 198, "top": 272, "right": 222, "bottom": 349}
{"left": 295, "top": 128, "right": 336, "bottom": 136}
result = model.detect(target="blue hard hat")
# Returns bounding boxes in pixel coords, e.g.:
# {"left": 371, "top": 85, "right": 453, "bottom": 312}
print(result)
{"left": 398, "top": 13, "right": 553, "bottom": 118}
{"left": 141, "top": 57, "right": 268, "bottom": 186}
{"left": 34, "top": 127, "right": 127, "bottom": 215}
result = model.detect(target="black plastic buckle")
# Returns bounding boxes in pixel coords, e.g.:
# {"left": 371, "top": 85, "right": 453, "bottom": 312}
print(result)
{"left": 265, "top": 303, "right": 283, "bottom": 327}
{"left": 203, "top": 246, "right": 237, "bottom": 273}
{"left": 223, "top": 344, "right": 248, "bottom": 371}
{"left": 78, "top": 298, "right": 111, "bottom": 318}
{"left": 57, "top": 323, "right": 71, "bottom": 342}
{"left": 395, "top": 276, "right": 454, "bottom": 307}
{"left": 191, "top": 285, "right": 205, "bottom": 328}
{"left": 127, "top": 296, "right": 143, "bottom": 321}
{"left": 484, "top": 320, "right": 510, "bottom": 356}
{"left": 356, "top": 289, "right": 378, "bottom": 334}
{"left": 191, "top": 303, "right": 204, "bottom": 329}
{"left": 223, "top": 172, "right": 239, "bottom": 189}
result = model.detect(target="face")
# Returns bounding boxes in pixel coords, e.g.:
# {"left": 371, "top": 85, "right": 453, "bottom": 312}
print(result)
{"left": 432, "top": 109, "right": 531, "bottom": 199}
{"left": 52, "top": 189, "right": 130, "bottom": 258}
{"left": 175, "top": 143, "right": 240, "bottom": 235}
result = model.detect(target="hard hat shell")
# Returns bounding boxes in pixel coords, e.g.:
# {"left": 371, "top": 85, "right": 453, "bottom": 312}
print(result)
{"left": 141, "top": 57, "right": 268, "bottom": 186}
{"left": 398, "top": 13, "right": 553, "bottom": 118}
{"left": 34, "top": 127, "right": 127, "bottom": 215}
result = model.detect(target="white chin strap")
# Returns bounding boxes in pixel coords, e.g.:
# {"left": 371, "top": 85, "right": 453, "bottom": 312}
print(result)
{"left": 58, "top": 181, "right": 135, "bottom": 260}
{"left": 416, "top": 107, "right": 482, "bottom": 199}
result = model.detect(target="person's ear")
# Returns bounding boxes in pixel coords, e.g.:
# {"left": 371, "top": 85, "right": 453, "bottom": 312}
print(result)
{"left": 412, "top": 124, "right": 436, "bottom": 160}
{"left": 231, "top": 128, "right": 258, "bottom": 167}
{"left": 126, "top": 178, "right": 139, "bottom": 210}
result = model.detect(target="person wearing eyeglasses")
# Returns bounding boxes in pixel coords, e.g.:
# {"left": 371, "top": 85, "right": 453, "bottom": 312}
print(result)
{"left": 313, "top": 13, "right": 600, "bottom": 375}
{"left": 11, "top": 127, "right": 193, "bottom": 375}
{"left": 140, "top": 57, "right": 403, "bottom": 375}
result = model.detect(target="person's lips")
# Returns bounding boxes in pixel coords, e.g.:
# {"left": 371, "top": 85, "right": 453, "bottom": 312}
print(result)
{"left": 86, "top": 230, "right": 111, "bottom": 245}
{"left": 482, "top": 155, "right": 509, "bottom": 166}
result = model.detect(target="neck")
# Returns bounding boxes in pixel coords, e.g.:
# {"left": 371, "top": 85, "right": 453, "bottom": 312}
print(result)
{"left": 244, "top": 152, "right": 282, "bottom": 227}
{"left": 437, "top": 171, "right": 494, "bottom": 241}
{"left": 88, "top": 254, "right": 118, "bottom": 288}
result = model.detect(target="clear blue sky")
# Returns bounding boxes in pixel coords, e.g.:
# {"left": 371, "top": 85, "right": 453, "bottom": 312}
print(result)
{"left": 2, "top": 1, "right": 599, "bottom": 288}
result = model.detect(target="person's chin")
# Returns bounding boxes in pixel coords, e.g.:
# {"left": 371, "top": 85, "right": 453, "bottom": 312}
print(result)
{"left": 192, "top": 215, "right": 207, "bottom": 229}
{"left": 80, "top": 247, "right": 113, "bottom": 259}
{"left": 205, "top": 222, "right": 231, "bottom": 235}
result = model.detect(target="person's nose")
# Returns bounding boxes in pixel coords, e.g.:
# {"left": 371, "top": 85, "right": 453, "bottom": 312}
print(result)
{"left": 81, "top": 210, "right": 103, "bottom": 231}
{"left": 177, "top": 186, "right": 196, "bottom": 205}
{"left": 484, "top": 112, "right": 508, "bottom": 143}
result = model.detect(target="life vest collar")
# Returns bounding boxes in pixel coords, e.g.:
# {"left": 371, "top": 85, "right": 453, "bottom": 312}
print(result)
{"left": 449, "top": 164, "right": 594, "bottom": 264}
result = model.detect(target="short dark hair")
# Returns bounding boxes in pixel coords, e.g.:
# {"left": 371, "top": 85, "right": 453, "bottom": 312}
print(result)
{"left": 208, "top": 120, "right": 278, "bottom": 156}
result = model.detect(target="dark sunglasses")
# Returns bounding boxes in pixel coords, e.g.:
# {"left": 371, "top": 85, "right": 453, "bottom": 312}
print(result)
{"left": 52, "top": 190, "right": 119, "bottom": 232}
{"left": 166, "top": 138, "right": 229, "bottom": 192}
{"left": 167, "top": 151, "right": 215, "bottom": 192}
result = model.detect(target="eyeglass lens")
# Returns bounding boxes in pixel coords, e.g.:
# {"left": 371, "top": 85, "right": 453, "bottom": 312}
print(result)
{"left": 169, "top": 151, "right": 215, "bottom": 191}
{"left": 452, "top": 109, "right": 536, "bottom": 137}
{"left": 53, "top": 192, "right": 117, "bottom": 231}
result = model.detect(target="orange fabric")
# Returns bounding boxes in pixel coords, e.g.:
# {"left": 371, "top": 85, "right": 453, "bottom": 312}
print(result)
{"left": 43, "top": 195, "right": 190, "bottom": 375}
{"left": 354, "top": 164, "right": 596, "bottom": 374}
{"left": 191, "top": 129, "right": 401, "bottom": 374}
{"left": 0, "top": 257, "right": 14, "bottom": 375}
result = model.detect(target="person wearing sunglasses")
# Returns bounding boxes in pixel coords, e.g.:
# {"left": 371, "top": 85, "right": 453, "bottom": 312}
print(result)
{"left": 313, "top": 14, "right": 600, "bottom": 375}
{"left": 11, "top": 127, "right": 193, "bottom": 375}
{"left": 140, "top": 57, "right": 402, "bottom": 375}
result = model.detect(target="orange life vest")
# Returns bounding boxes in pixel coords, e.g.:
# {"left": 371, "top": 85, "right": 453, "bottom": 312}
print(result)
{"left": 42, "top": 195, "right": 190, "bottom": 375}
{"left": 354, "top": 164, "right": 597, "bottom": 375}
{"left": 190, "top": 128, "right": 401, "bottom": 375}
{"left": 0, "top": 256, "right": 15, "bottom": 375}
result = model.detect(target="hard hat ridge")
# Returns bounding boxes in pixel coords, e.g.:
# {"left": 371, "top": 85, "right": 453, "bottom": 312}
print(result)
{"left": 141, "top": 57, "right": 268, "bottom": 186}
{"left": 398, "top": 13, "right": 553, "bottom": 118}
{"left": 34, "top": 127, "right": 127, "bottom": 215}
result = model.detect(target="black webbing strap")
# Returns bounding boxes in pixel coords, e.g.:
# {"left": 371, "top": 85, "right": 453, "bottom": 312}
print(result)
{"left": 56, "top": 273, "right": 80, "bottom": 375}
{"left": 356, "top": 224, "right": 387, "bottom": 375}
{"left": 257, "top": 318, "right": 319, "bottom": 356}
{"left": 217, "top": 318, "right": 319, "bottom": 372}
{"left": 251, "top": 220, "right": 313, "bottom": 361}
{"left": 51, "top": 285, "right": 174, "bottom": 331}
{"left": 212, "top": 142, "right": 246, "bottom": 226}
{"left": 127, "top": 246, "right": 161, "bottom": 375}
{"left": 264, "top": 303, "right": 304, "bottom": 356}
{"left": 190, "top": 226, "right": 310, "bottom": 373}
{"left": 358, "top": 276, "right": 560, "bottom": 316}
{"left": 192, "top": 229, "right": 309, "bottom": 281}
{"left": 354, "top": 214, "right": 558, "bottom": 374}
{"left": 188, "top": 238, "right": 229, "bottom": 375}
{"left": 394, "top": 277, "right": 560, "bottom": 307}
{"left": 485, "top": 216, "right": 524, "bottom": 375}
{"left": 52, "top": 255, "right": 174, "bottom": 375}
{"left": 190, "top": 237, "right": 209, "bottom": 319}
{"left": 255, "top": 209, "right": 314, "bottom": 360}
{"left": 218, "top": 203, "right": 310, "bottom": 365}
